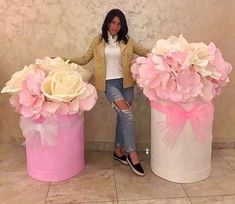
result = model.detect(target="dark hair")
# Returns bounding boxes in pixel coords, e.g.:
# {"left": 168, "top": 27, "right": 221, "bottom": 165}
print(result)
{"left": 101, "top": 9, "right": 129, "bottom": 44}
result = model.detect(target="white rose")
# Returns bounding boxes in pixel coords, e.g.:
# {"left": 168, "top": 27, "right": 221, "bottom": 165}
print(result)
{"left": 36, "top": 57, "right": 73, "bottom": 72}
{"left": 41, "top": 70, "right": 87, "bottom": 102}
{"left": 188, "top": 42, "right": 216, "bottom": 77}
{"left": 1, "top": 65, "right": 34, "bottom": 94}
{"left": 151, "top": 34, "right": 189, "bottom": 55}
{"left": 36, "top": 56, "right": 93, "bottom": 82}
{"left": 76, "top": 65, "right": 93, "bottom": 82}
{"left": 188, "top": 43, "right": 210, "bottom": 67}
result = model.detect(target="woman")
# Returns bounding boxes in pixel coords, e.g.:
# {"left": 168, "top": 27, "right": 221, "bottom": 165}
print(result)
{"left": 68, "top": 9, "right": 149, "bottom": 176}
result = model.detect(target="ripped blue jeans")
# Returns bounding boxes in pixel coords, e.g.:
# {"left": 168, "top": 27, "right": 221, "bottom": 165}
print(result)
{"left": 105, "top": 78, "right": 136, "bottom": 153}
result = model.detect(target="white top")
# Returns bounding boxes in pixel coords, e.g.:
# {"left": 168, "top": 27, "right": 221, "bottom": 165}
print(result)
{"left": 105, "top": 33, "right": 123, "bottom": 80}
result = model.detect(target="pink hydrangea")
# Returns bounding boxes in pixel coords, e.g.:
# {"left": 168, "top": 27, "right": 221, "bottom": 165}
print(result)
{"left": 208, "top": 43, "right": 232, "bottom": 82}
{"left": 14, "top": 68, "right": 46, "bottom": 120}
{"left": 131, "top": 36, "right": 232, "bottom": 103}
{"left": 78, "top": 84, "right": 98, "bottom": 111}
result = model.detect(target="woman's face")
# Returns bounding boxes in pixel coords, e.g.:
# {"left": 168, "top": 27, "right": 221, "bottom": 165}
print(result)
{"left": 108, "top": 16, "right": 121, "bottom": 37}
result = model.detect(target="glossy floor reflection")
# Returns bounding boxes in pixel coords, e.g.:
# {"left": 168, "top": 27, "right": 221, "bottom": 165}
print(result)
{"left": 1, "top": 144, "right": 235, "bottom": 204}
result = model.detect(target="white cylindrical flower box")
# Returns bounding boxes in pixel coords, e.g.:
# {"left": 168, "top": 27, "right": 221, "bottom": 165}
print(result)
{"left": 150, "top": 101, "right": 214, "bottom": 183}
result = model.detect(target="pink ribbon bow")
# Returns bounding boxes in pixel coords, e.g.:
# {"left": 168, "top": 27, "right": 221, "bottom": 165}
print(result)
{"left": 150, "top": 100, "right": 214, "bottom": 148}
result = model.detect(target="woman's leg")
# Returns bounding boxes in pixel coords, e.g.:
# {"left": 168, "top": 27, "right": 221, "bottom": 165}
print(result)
{"left": 105, "top": 79, "right": 126, "bottom": 154}
{"left": 105, "top": 80, "right": 136, "bottom": 155}
{"left": 105, "top": 80, "right": 141, "bottom": 163}
{"left": 115, "top": 113, "right": 125, "bottom": 156}
{"left": 119, "top": 86, "right": 140, "bottom": 164}
{"left": 114, "top": 86, "right": 134, "bottom": 156}
{"left": 113, "top": 99, "right": 139, "bottom": 164}
{"left": 105, "top": 79, "right": 144, "bottom": 175}
{"left": 114, "top": 100, "right": 144, "bottom": 176}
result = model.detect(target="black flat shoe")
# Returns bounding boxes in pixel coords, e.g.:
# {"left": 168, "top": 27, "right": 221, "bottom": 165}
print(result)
{"left": 113, "top": 152, "right": 128, "bottom": 165}
{"left": 127, "top": 154, "right": 144, "bottom": 176}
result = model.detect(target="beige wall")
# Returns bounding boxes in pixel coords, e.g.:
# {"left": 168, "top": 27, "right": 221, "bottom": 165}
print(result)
{"left": 0, "top": 0, "right": 235, "bottom": 146}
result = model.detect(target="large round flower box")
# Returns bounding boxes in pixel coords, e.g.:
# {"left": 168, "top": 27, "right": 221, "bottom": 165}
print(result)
{"left": 150, "top": 100, "right": 214, "bottom": 183}
{"left": 1, "top": 57, "right": 98, "bottom": 182}
{"left": 22, "top": 113, "right": 84, "bottom": 182}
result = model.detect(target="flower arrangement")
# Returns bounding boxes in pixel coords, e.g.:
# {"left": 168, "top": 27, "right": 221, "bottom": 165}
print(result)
{"left": 1, "top": 57, "right": 98, "bottom": 120}
{"left": 131, "top": 35, "right": 232, "bottom": 103}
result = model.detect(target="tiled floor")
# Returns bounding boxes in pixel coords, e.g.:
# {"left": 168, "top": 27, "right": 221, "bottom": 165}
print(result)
{"left": 1, "top": 144, "right": 235, "bottom": 204}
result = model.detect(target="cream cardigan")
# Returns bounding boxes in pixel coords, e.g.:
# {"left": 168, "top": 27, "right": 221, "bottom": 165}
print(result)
{"left": 69, "top": 35, "right": 149, "bottom": 91}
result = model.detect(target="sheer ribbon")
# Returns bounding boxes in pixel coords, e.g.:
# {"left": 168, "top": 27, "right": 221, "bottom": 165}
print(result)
{"left": 150, "top": 100, "right": 214, "bottom": 148}
{"left": 20, "top": 114, "right": 80, "bottom": 146}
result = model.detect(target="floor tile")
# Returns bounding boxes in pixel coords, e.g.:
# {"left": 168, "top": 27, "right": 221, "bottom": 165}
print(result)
{"left": 118, "top": 197, "right": 191, "bottom": 203}
{"left": 0, "top": 171, "right": 50, "bottom": 204}
{"left": 85, "top": 150, "right": 117, "bottom": 169}
{"left": 81, "top": 202, "right": 117, "bottom": 204}
{"left": 189, "top": 195, "right": 235, "bottom": 204}
{"left": 85, "top": 151, "right": 149, "bottom": 170}
{"left": 182, "top": 151, "right": 235, "bottom": 196}
{"left": 217, "top": 149, "right": 235, "bottom": 170}
{"left": 0, "top": 144, "right": 26, "bottom": 172}
{"left": 115, "top": 153, "right": 186, "bottom": 201}
{"left": 46, "top": 168, "right": 117, "bottom": 203}
{"left": 2, "top": 145, "right": 235, "bottom": 204}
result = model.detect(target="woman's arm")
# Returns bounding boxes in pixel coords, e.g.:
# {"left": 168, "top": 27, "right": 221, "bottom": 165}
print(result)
{"left": 66, "top": 37, "right": 96, "bottom": 65}
{"left": 132, "top": 38, "right": 149, "bottom": 57}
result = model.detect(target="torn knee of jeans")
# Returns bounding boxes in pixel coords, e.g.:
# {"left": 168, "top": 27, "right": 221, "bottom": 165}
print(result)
{"left": 112, "top": 100, "right": 131, "bottom": 112}
{"left": 112, "top": 102, "right": 120, "bottom": 112}
{"left": 120, "top": 108, "right": 131, "bottom": 113}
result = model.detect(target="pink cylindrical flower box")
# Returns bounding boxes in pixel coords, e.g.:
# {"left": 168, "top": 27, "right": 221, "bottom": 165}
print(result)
{"left": 25, "top": 113, "right": 84, "bottom": 182}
